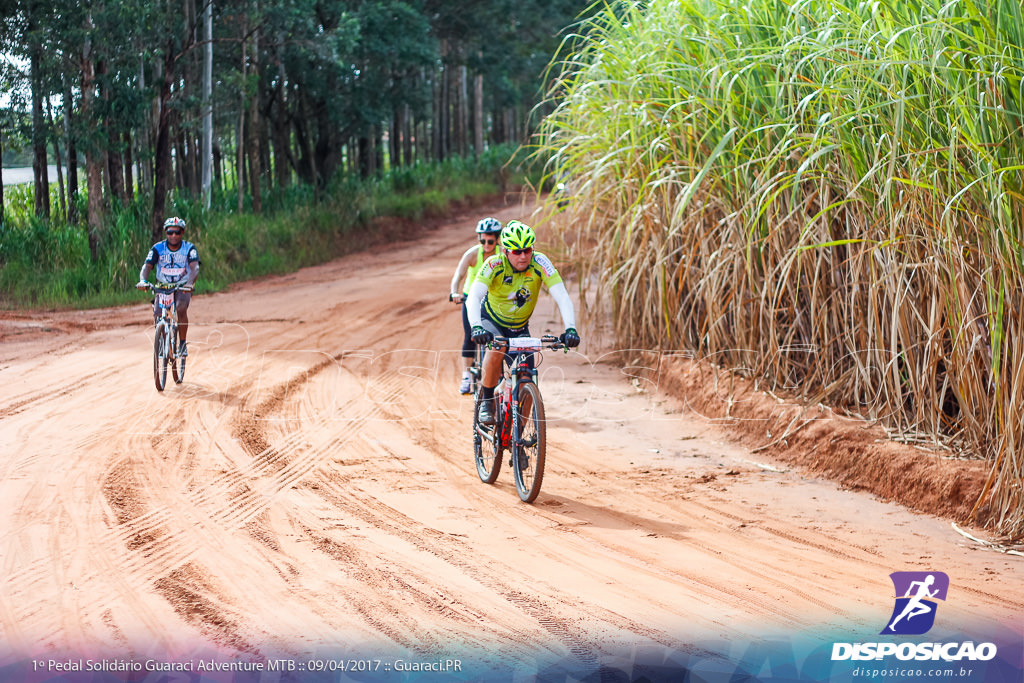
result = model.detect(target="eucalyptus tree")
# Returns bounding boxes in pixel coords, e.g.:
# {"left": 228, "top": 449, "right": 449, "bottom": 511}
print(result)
{"left": 345, "top": 0, "right": 434, "bottom": 176}
{"left": 256, "top": 0, "right": 360, "bottom": 187}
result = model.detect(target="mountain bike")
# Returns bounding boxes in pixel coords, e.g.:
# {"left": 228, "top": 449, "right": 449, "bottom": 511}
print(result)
{"left": 141, "top": 282, "right": 188, "bottom": 391}
{"left": 472, "top": 335, "right": 566, "bottom": 503}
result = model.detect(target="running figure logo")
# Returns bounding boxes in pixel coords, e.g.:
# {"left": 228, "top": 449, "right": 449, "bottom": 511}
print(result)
{"left": 881, "top": 571, "right": 949, "bottom": 635}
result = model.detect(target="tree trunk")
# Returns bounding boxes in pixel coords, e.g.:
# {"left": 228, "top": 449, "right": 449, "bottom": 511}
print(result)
{"left": 174, "top": 114, "right": 186, "bottom": 190}
{"left": 358, "top": 135, "right": 371, "bottom": 179}
{"left": 138, "top": 55, "right": 153, "bottom": 196}
{"left": 123, "top": 131, "right": 134, "bottom": 200}
{"left": 201, "top": 0, "right": 213, "bottom": 208}
{"left": 152, "top": 43, "right": 177, "bottom": 240}
{"left": 64, "top": 76, "right": 80, "bottom": 223}
{"left": 31, "top": 44, "right": 50, "bottom": 218}
{"left": 272, "top": 45, "right": 290, "bottom": 188}
{"left": 213, "top": 140, "right": 223, "bottom": 193}
{"left": 46, "top": 97, "right": 67, "bottom": 220}
{"left": 374, "top": 126, "right": 383, "bottom": 177}
{"left": 432, "top": 50, "right": 444, "bottom": 161}
{"left": 186, "top": 0, "right": 200, "bottom": 198}
{"left": 107, "top": 139, "right": 126, "bottom": 206}
{"left": 82, "top": 23, "right": 105, "bottom": 258}
{"left": 97, "top": 59, "right": 126, "bottom": 206}
{"left": 0, "top": 128, "right": 5, "bottom": 224}
{"left": 390, "top": 107, "right": 400, "bottom": 169}
{"left": 237, "top": 16, "right": 247, "bottom": 211}
{"left": 457, "top": 65, "right": 467, "bottom": 157}
{"left": 293, "top": 91, "right": 314, "bottom": 184}
{"left": 474, "top": 70, "right": 483, "bottom": 159}
{"left": 248, "top": 18, "right": 262, "bottom": 213}
{"left": 188, "top": 127, "right": 200, "bottom": 196}
{"left": 403, "top": 103, "right": 413, "bottom": 166}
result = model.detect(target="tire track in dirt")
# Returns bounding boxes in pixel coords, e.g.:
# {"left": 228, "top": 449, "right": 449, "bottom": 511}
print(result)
{"left": 3, "top": 360, "right": 347, "bottom": 652}
{"left": 421, "top": 416, "right": 814, "bottom": 636}
{"left": 305, "top": 472, "right": 716, "bottom": 666}
{"left": 0, "top": 437, "right": 188, "bottom": 652}
{"left": 421, "top": 413, "right": 898, "bottom": 636}
{"left": 76, "top": 361, "right": 410, "bottom": 650}
{"left": 0, "top": 369, "right": 111, "bottom": 419}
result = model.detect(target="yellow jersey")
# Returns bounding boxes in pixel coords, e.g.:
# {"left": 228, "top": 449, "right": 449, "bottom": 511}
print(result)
{"left": 475, "top": 251, "right": 564, "bottom": 328}
{"left": 460, "top": 245, "right": 486, "bottom": 295}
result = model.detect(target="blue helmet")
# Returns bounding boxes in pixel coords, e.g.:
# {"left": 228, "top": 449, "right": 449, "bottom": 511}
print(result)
{"left": 476, "top": 217, "right": 503, "bottom": 234}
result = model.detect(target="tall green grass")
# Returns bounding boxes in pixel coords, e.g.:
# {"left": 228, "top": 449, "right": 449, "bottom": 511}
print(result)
{"left": 539, "top": 0, "right": 1024, "bottom": 535}
{"left": 0, "top": 144, "right": 527, "bottom": 308}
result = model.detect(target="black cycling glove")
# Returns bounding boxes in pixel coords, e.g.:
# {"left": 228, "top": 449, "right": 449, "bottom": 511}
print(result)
{"left": 561, "top": 327, "right": 580, "bottom": 348}
{"left": 471, "top": 326, "right": 494, "bottom": 345}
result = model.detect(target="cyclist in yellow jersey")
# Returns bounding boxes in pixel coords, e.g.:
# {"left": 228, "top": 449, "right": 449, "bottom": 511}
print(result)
{"left": 466, "top": 220, "right": 580, "bottom": 424}
{"left": 450, "top": 217, "right": 503, "bottom": 393}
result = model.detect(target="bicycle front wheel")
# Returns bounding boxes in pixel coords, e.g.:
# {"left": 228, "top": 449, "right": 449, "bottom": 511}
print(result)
{"left": 473, "top": 395, "right": 503, "bottom": 484}
{"left": 171, "top": 326, "right": 186, "bottom": 384}
{"left": 512, "top": 382, "right": 546, "bottom": 503}
{"left": 153, "top": 321, "right": 169, "bottom": 391}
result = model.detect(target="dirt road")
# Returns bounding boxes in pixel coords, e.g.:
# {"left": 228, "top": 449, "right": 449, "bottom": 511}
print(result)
{"left": 1, "top": 202, "right": 1021, "bottom": 681}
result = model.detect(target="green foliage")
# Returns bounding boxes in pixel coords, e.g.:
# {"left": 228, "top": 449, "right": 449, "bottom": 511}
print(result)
{"left": 0, "top": 146, "right": 523, "bottom": 308}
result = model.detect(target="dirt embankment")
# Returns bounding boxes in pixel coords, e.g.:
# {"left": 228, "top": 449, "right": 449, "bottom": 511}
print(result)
{"left": 637, "top": 354, "right": 992, "bottom": 526}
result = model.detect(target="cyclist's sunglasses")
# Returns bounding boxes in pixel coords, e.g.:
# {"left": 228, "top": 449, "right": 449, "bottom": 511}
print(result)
{"left": 166, "top": 229, "right": 183, "bottom": 235}
{"left": 479, "top": 237, "right": 497, "bottom": 245}
{"left": 508, "top": 247, "right": 533, "bottom": 256}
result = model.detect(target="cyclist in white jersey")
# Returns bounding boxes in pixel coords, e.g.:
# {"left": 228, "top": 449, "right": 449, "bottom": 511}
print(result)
{"left": 449, "top": 217, "right": 503, "bottom": 393}
{"left": 135, "top": 217, "right": 201, "bottom": 357}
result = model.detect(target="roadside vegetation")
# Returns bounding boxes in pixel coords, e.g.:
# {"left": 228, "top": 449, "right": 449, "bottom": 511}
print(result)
{"left": 538, "top": 0, "right": 1024, "bottom": 535}
{"left": 0, "top": 0, "right": 588, "bottom": 307}
{"left": 0, "top": 144, "right": 536, "bottom": 309}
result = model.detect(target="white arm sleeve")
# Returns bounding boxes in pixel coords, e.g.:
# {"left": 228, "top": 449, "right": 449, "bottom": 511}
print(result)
{"left": 466, "top": 281, "right": 488, "bottom": 327}
{"left": 549, "top": 282, "right": 577, "bottom": 330}
{"left": 450, "top": 246, "right": 478, "bottom": 295}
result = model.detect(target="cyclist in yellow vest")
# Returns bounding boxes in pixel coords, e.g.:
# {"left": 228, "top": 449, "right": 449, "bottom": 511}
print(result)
{"left": 449, "top": 217, "right": 503, "bottom": 393}
{"left": 466, "top": 220, "right": 580, "bottom": 424}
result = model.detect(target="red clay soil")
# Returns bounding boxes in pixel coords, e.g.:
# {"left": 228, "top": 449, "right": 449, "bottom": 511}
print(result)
{"left": 644, "top": 355, "right": 993, "bottom": 526}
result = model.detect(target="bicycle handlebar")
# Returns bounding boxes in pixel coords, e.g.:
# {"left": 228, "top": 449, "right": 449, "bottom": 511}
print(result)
{"left": 139, "top": 281, "right": 191, "bottom": 292}
{"left": 487, "top": 335, "right": 567, "bottom": 352}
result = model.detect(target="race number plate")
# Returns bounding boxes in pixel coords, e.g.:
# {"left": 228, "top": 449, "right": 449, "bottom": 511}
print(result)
{"left": 155, "top": 292, "right": 175, "bottom": 307}
{"left": 507, "top": 337, "right": 543, "bottom": 352}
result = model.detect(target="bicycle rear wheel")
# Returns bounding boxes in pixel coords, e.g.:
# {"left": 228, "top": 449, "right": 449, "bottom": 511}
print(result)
{"left": 512, "top": 382, "right": 546, "bottom": 503}
{"left": 171, "top": 326, "right": 186, "bottom": 384}
{"left": 153, "top": 321, "right": 169, "bottom": 391}
{"left": 473, "top": 394, "right": 503, "bottom": 483}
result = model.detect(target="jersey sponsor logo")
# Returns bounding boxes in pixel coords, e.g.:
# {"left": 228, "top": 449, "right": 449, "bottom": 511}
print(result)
{"left": 514, "top": 286, "right": 531, "bottom": 308}
{"left": 149, "top": 240, "right": 197, "bottom": 283}
{"left": 533, "top": 252, "right": 557, "bottom": 276}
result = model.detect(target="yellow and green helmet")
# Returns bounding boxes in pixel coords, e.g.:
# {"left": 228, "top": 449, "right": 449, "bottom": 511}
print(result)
{"left": 501, "top": 220, "right": 536, "bottom": 251}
